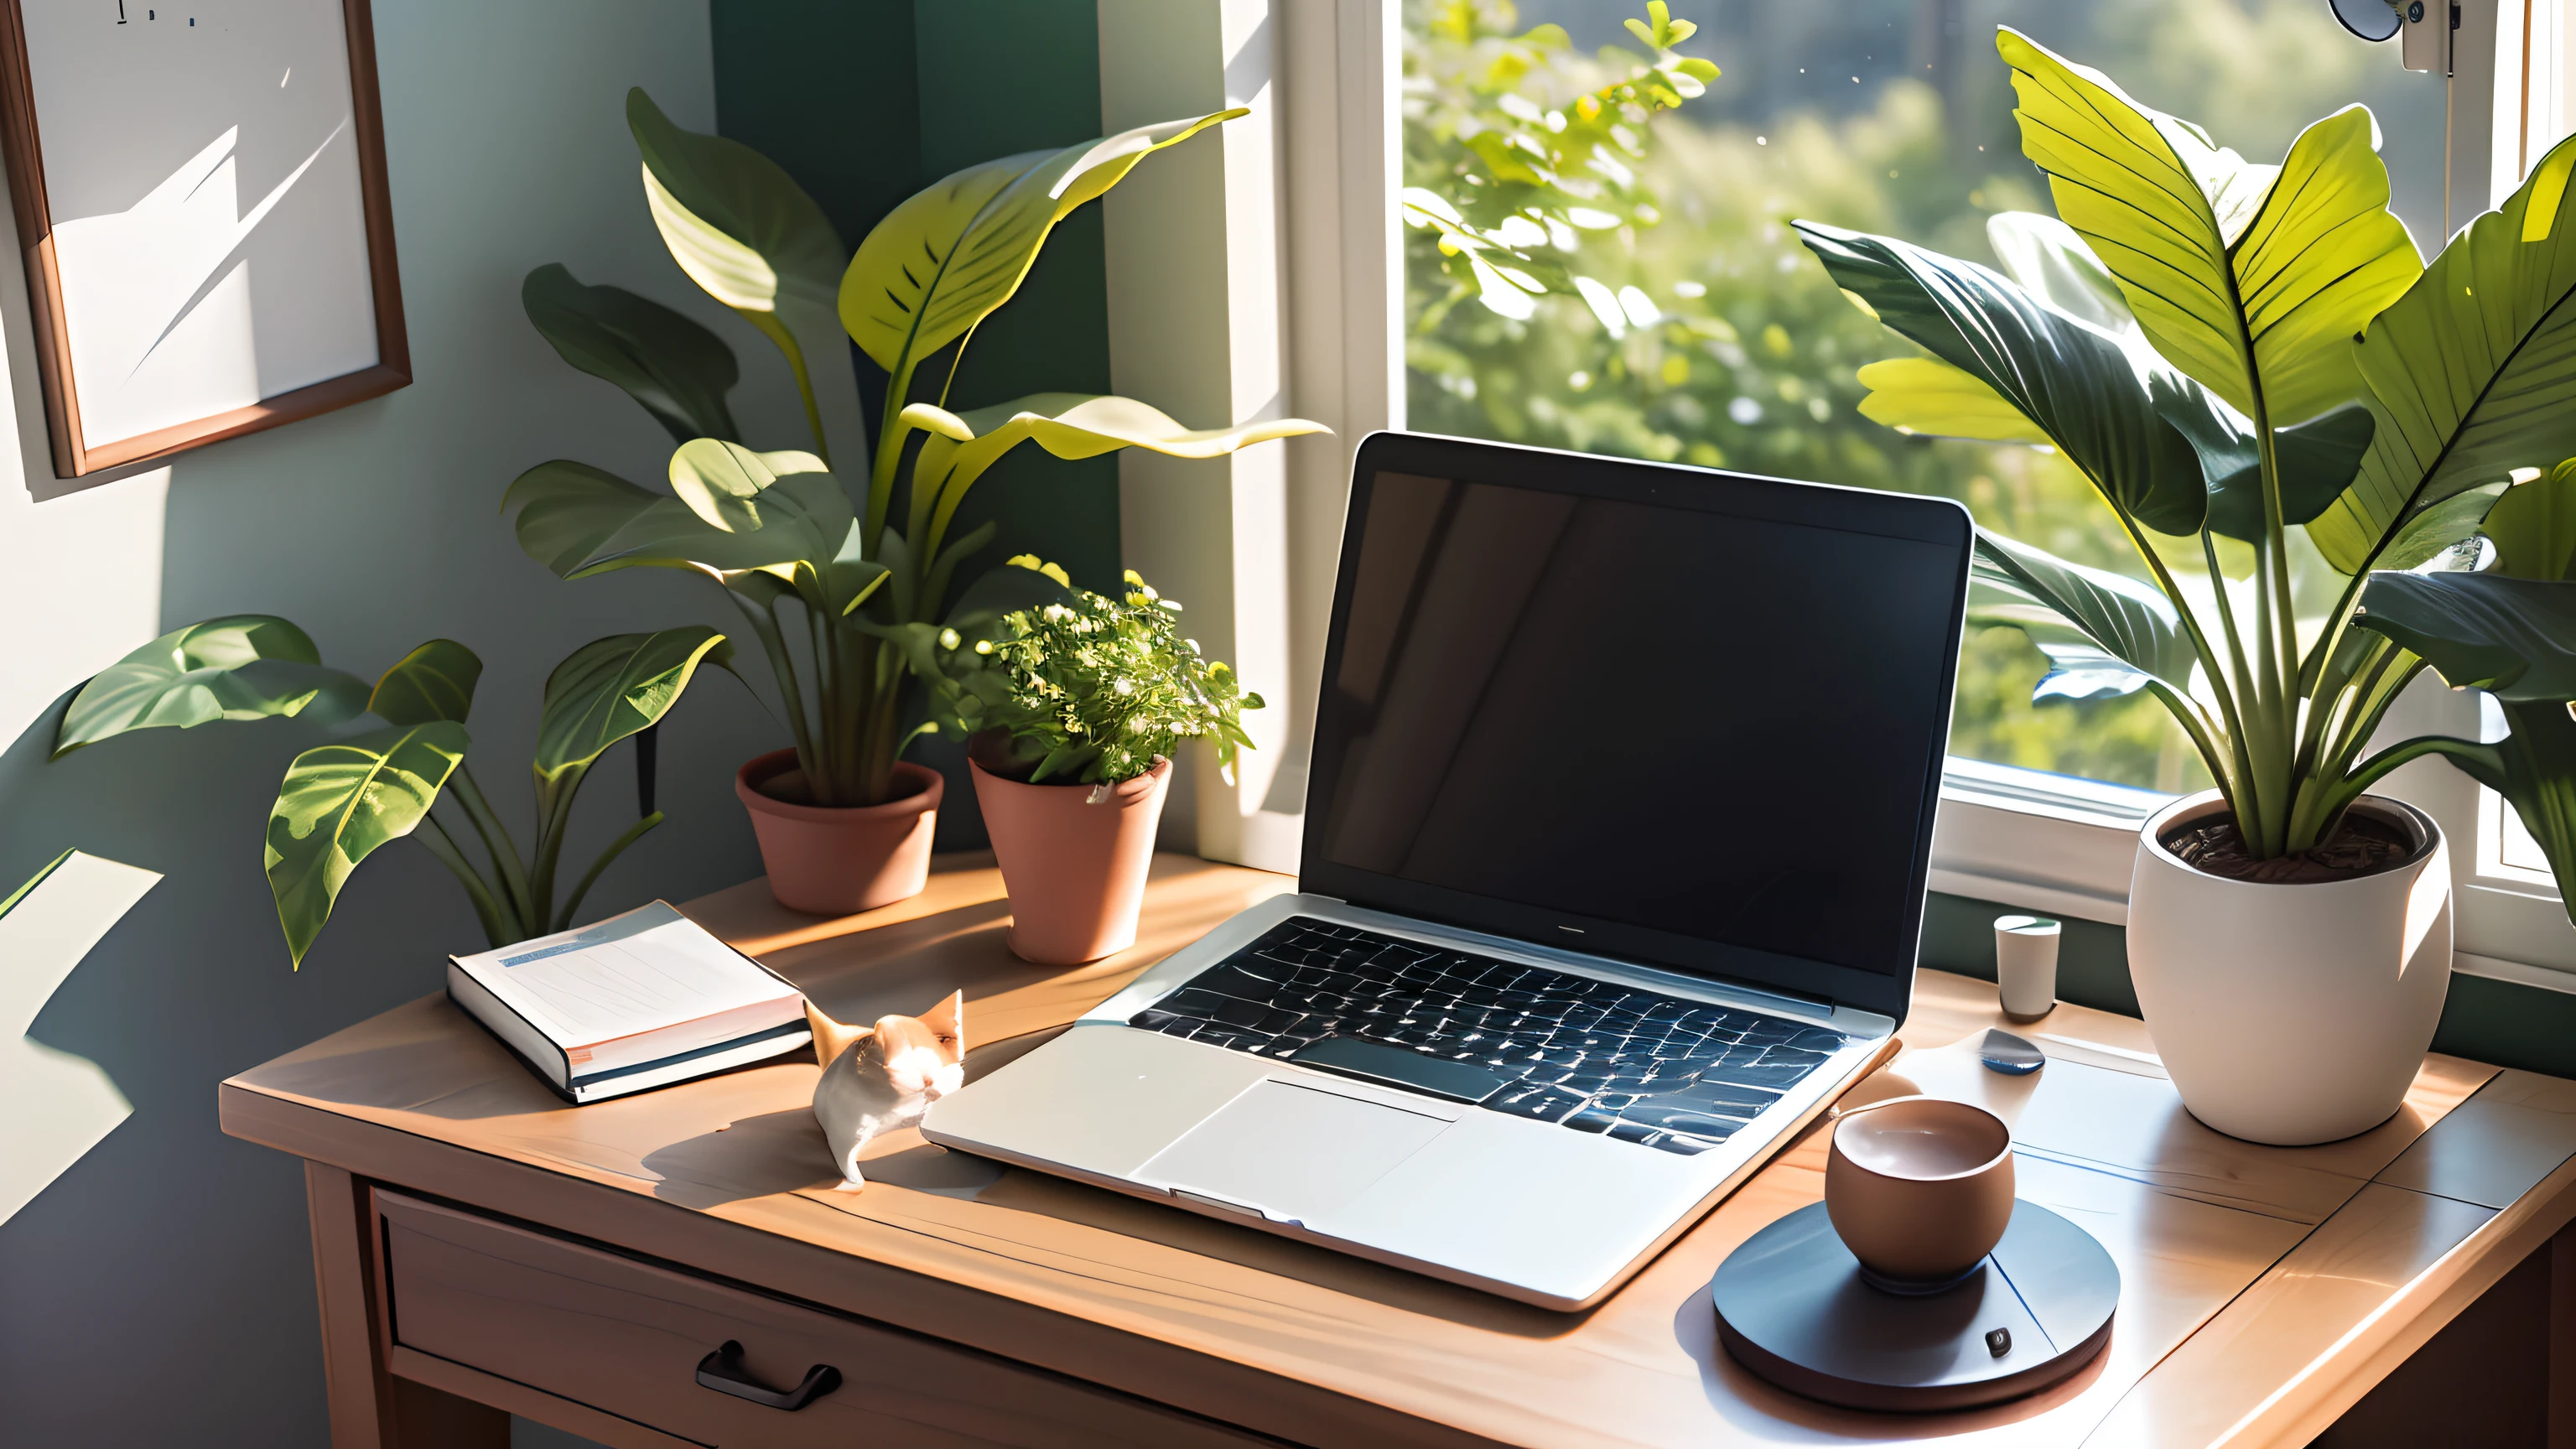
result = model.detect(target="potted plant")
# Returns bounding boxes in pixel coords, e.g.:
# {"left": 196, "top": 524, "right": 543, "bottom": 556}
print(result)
{"left": 509, "top": 92, "right": 1324, "bottom": 917}
{"left": 938, "top": 568, "right": 1260, "bottom": 964}
{"left": 1796, "top": 30, "right": 2576, "bottom": 1144}
{"left": 51, "top": 617, "right": 731, "bottom": 965}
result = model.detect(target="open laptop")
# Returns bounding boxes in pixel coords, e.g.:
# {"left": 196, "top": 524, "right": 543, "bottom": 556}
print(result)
{"left": 923, "top": 431, "right": 1973, "bottom": 1311}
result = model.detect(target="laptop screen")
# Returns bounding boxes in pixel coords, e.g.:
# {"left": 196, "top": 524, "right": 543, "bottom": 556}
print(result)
{"left": 1301, "top": 436, "right": 1971, "bottom": 1016}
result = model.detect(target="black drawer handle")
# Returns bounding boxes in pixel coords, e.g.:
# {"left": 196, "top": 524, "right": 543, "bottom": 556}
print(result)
{"left": 694, "top": 1340, "right": 841, "bottom": 1410}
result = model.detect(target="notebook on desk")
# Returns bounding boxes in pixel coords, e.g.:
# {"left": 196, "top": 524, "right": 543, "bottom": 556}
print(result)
{"left": 925, "top": 431, "right": 1973, "bottom": 1311}
{"left": 447, "top": 901, "right": 809, "bottom": 1104}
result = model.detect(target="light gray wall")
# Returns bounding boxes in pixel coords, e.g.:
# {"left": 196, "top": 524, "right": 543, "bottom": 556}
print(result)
{"left": 0, "top": 3, "right": 793, "bottom": 1443}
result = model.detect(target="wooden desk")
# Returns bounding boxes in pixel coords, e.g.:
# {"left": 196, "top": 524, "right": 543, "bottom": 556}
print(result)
{"left": 221, "top": 854, "right": 2576, "bottom": 1447}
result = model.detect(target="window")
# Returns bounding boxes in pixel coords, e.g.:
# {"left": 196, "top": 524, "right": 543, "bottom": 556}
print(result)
{"left": 1108, "top": 1, "right": 2576, "bottom": 981}
{"left": 1399, "top": 0, "right": 2449, "bottom": 797}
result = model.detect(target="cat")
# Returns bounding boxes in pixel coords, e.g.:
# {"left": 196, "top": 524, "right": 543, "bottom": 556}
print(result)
{"left": 807, "top": 989, "right": 965, "bottom": 1188}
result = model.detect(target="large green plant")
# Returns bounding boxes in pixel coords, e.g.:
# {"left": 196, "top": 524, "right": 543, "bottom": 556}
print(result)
{"left": 53, "top": 619, "right": 732, "bottom": 964}
{"left": 510, "top": 92, "right": 1325, "bottom": 809}
{"left": 1799, "top": 30, "right": 2576, "bottom": 914}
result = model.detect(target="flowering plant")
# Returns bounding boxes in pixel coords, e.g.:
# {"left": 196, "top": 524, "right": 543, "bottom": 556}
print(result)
{"left": 951, "top": 568, "right": 1262, "bottom": 789}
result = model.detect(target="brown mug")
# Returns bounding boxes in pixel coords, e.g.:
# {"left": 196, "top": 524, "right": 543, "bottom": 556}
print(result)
{"left": 1825, "top": 1096, "right": 2015, "bottom": 1291}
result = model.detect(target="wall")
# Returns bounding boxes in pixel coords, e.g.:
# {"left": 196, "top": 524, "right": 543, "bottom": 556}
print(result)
{"left": 0, "top": 4, "right": 800, "bottom": 1444}
{"left": 711, "top": 0, "right": 1121, "bottom": 852}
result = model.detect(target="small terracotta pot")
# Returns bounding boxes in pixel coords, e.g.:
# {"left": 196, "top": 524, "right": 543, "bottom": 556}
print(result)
{"left": 970, "top": 756, "right": 1171, "bottom": 966}
{"left": 734, "top": 750, "right": 941, "bottom": 917}
{"left": 1825, "top": 1096, "right": 2014, "bottom": 1291}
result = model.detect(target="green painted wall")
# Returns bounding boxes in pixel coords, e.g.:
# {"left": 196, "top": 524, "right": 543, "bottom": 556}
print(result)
{"left": 710, "top": 0, "right": 1118, "bottom": 847}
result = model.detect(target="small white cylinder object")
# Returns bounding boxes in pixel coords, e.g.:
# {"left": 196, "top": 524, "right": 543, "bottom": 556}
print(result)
{"left": 1993, "top": 915, "right": 2061, "bottom": 1021}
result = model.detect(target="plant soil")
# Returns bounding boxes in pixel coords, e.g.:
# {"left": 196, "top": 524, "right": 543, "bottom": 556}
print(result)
{"left": 2160, "top": 811, "right": 2422, "bottom": 885}
{"left": 754, "top": 764, "right": 930, "bottom": 809}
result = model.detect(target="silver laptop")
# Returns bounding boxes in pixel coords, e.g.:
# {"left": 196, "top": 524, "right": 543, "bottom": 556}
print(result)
{"left": 924, "top": 432, "right": 1973, "bottom": 1311}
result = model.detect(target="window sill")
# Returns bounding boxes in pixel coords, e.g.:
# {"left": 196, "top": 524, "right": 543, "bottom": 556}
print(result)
{"left": 1932, "top": 758, "right": 2576, "bottom": 995}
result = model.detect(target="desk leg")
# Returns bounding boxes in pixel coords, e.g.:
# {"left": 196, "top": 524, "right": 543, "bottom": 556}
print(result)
{"left": 305, "top": 1161, "right": 509, "bottom": 1449}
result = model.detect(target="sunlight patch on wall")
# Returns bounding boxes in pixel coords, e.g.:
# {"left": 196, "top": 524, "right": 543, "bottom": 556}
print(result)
{"left": 0, "top": 849, "right": 160, "bottom": 1228}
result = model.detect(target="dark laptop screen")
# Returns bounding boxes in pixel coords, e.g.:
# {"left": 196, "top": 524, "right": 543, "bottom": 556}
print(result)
{"left": 1303, "top": 439, "right": 1970, "bottom": 1012}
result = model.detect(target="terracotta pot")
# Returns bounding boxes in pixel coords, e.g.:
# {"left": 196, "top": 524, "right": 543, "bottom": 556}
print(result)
{"left": 1824, "top": 1096, "right": 2014, "bottom": 1291}
{"left": 970, "top": 756, "right": 1171, "bottom": 966}
{"left": 2128, "top": 790, "right": 2450, "bottom": 1145}
{"left": 734, "top": 750, "right": 941, "bottom": 916}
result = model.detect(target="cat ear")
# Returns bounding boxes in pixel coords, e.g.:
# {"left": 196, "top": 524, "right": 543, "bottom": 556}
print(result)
{"left": 917, "top": 989, "right": 965, "bottom": 1061}
{"left": 804, "top": 998, "right": 871, "bottom": 1068}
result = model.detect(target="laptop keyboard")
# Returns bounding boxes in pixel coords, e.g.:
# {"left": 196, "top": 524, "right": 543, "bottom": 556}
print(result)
{"left": 1129, "top": 917, "right": 1852, "bottom": 1156}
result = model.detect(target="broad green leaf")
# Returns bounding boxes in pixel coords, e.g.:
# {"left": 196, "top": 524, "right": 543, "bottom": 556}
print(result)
{"left": 504, "top": 457, "right": 878, "bottom": 615}
{"left": 534, "top": 628, "right": 735, "bottom": 782}
{"left": 55, "top": 615, "right": 369, "bottom": 757}
{"left": 266, "top": 721, "right": 468, "bottom": 968}
{"left": 667, "top": 439, "right": 827, "bottom": 532}
{"left": 840, "top": 110, "right": 1243, "bottom": 377}
{"left": 2002, "top": 32, "right": 2418, "bottom": 425}
{"left": 2481, "top": 462, "right": 2576, "bottom": 580}
{"left": 627, "top": 89, "right": 842, "bottom": 317}
{"left": 1796, "top": 220, "right": 2207, "bottom": 534}
{"left": 2351, "top": 572, "right": 2576, "bottom": 699}
{"left": 2153, "top": 383, "right": 2375, "bottom": 542}
{"left": 2313, "top": 131, "right": 2576, "bottom": 572}
{"left": 521, "top": 264, "right": 741, "bottom": 446}
{"left": 2381, "top": 481, "right": 2505, "bottom": 571}
{"left": 2231, "top": 106, "right": 2423, "bottom": 423}
{"left": 1853, "top": 358, "right": 2049, "bottom": 444}
{"left": 1972, "top": 531, "right": 2202, "bottom": 694}
{"left": 2488, "top": 698, "right": 2576, "bottom": 926}
{"left": 369, "top": 640, "right": 482, "bottom": 726}
{"left": 1985, "top": 211, "right": 2137, "bottom": 337}
{"left": 902, "top": 394, "right": 1330, "bottom": 553}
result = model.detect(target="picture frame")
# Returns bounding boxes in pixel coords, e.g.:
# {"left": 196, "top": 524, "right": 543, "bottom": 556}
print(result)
{"left": 0, "top": 0, "right": 407, "bottom": 479}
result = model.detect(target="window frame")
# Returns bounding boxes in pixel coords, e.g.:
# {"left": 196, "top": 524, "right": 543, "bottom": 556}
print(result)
{"left": 1104, "top": 0, "right": 2576, "bottom": 988}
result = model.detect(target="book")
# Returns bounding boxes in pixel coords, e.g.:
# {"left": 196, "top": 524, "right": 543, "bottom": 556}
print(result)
{"left": 445, "top": 901, "right": 809, "bottom": 1104}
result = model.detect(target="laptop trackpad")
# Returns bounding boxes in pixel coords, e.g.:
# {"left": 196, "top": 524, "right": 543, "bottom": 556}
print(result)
{"left": 1138, "top": 1079, "right": 1452, "bottom": 1226}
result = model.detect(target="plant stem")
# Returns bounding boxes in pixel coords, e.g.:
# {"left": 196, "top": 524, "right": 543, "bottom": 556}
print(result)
{"left": 746, "top": 310, "right": 829, "bottom": 467}
{"left": 724, "top": 588, "right": 817, "bottom": 775}
{"left": 447, "top": 766, "right": 535, "bottom": 935}
{"left": 2329, "top": 732, "right": 2497, "bottom": 814}
{"left": 526, "top": 766, "right": 584, "bottom": 927}
{"left": 553, "top": 812, "right": 664, "bottom": 932}
{"left": 417, "top": 814, "right": 513, "bottom": 948}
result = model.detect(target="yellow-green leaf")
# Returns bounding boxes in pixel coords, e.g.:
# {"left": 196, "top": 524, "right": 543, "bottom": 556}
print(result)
{"left": 2484, "top": 463, "right": 2576, "bottom": 582}
{"left": 1854, "top": 357, "right": 2049, "bottom": 444}
{"left": 667, "top": 439, "right": 827, "bottom": 532}
{"left": 534, "top": 628, "right": 734, "bottom": 783}
{"left": 2002, "top": 32, "right": 2417, "bottom": 427}
{"left": 839, "top": 111, "right": 1244, "bottom": 379}
{"left": 2314, "top": 131, "right": 2576, "bottom": 571}
{"left": 55, "top": 616, "right": 370, "bottom": 758}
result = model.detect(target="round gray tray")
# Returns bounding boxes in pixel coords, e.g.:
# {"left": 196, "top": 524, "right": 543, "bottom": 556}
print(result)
{"left": 1710, "top": 1199, "right": 2118, "bottom": 1411}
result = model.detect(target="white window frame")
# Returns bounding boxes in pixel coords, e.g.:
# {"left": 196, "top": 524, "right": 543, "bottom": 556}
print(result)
{"left": 1096, "top": 0, "right": 2576, "bottom": 988}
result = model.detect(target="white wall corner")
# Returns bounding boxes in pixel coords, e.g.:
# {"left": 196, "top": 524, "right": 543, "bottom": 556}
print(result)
{"left": 1098, "top": 0, "right": 1398, "bottom": 875}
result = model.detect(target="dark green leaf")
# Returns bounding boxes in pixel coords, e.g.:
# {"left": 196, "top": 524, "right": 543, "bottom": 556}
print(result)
{"left": 1795, "top": 220, "right": 2207, "bottom": 534}
{"left": 266, "top": 721, "right": 469, "bottom": 968}
{"left": 55, "top": 615, "right": 369, "bottom": 757}
{"left": 626, "top": 88, "right": 843, "bottom": 317}
{"left": 2352, "top": 572, "right": 2576, "bottom": 700}
{"left": 369, "top": 640, "right": 482, "bottom": 726}
{"left": 2157, "top": 389, "right": 2376, "bottom": 543}
{"left": 522, "top": 264, "right": 742, "bottom": 446}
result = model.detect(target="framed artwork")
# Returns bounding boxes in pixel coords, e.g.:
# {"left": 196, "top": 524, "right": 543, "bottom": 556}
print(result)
{"left": 0, "top": 0, "right": 406, "bottom": 478}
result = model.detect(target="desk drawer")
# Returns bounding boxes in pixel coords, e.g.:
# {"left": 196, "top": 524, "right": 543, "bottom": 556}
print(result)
{"left": 374, "top": 1190, "right": 1275, "bottom": 1448}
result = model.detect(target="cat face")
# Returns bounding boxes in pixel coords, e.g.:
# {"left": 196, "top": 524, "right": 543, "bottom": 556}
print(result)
{"left": 875, "top": 991, "right": 965, "bottom": 1096}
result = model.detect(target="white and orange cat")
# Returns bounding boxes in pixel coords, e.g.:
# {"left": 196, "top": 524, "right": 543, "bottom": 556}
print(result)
{"left": 806, "top": 990, "right": 965, "bottom": 1188}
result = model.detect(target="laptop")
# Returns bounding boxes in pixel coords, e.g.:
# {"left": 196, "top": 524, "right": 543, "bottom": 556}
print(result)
{"left": 923, "top": 431, "right": 1974, "bottom": 1311}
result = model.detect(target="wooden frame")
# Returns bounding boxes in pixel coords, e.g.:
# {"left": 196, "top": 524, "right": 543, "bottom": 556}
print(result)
{"left": 0, "top": 0, "right": 408, "bottom": 479}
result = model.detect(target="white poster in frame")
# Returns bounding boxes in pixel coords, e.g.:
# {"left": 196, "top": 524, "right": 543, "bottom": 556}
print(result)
{"left": 0, "top": 0, "right": 406, "bottom": 478}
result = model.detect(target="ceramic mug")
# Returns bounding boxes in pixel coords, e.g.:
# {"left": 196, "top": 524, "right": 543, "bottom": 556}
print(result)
{"left": 1825, "top": 1096, "right": 2015, "bottom": 1291}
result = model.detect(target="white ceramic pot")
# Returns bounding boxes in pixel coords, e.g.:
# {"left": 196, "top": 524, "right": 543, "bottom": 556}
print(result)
{"left": 2127, "top": 790, "right": 2452, "bottom": 1145}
